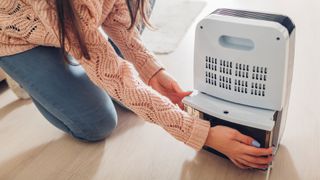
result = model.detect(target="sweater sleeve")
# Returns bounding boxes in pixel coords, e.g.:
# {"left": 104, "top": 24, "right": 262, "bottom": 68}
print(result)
{"left": 69, "top": 27, "right": 210, "bottom": 150}
{"left": 101, "top": 0, "right": 163, "bottom": 85}
{"left": 61, "top": 3, "right": 210, "bottom": 149}
{"left": 4, "top": 0, "right": 211, "bottom": 150}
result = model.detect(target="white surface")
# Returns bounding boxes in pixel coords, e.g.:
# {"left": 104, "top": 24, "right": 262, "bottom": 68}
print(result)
{"left": 183, "top": 91, "right": 276, "bottom": 130}
{"left": 194, "top": 12, "right": 294, "bottom": 110}
{"left": 157, "top": 0, "right": 320, "bottom": 179}
{"left": 141, "top": 0, "right": 206, "bottom": 54}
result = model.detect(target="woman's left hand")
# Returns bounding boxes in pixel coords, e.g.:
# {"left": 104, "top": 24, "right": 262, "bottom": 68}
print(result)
{"left": 149, "top": 70, "right": 192, "bottom": 109}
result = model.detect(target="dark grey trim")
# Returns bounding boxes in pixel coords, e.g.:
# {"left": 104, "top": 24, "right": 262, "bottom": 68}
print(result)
{"left": 211, "top": 8, "right": 295, "bottom": 36}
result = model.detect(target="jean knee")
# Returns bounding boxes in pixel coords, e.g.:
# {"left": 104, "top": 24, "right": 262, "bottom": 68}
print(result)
{"left": 72, "top": 111, "right": 118, "bottom": 142}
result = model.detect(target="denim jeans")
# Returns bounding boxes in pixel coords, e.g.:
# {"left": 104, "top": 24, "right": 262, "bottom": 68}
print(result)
{"left": 0, "top": 46, "right": 119, "bottom": 141}
{"left": 0, "top": 0, "right": 156, "bottom": 141}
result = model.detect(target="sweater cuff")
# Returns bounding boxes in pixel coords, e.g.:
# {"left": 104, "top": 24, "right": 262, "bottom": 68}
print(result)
{"left": 185, "top": 118, "right": 211, "bottom": 150}
{"left": 139, "top": 59, "right": 164, "bottom": 85}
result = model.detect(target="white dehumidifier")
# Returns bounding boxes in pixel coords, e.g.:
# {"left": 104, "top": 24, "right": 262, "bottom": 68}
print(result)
{"left": 182, "top": 8, "right": 295, "bottom": 169}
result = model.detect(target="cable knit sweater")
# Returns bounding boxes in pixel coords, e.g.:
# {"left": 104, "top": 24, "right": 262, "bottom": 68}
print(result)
{"left": 0, "top": 0, "right": 210, "bottom": 150}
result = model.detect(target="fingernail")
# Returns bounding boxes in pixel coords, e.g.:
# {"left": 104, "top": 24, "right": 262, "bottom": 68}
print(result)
{"left": 251, "top": 140, "right": 261, "bottom": 148}
{"left": 272, "top": 147, "right": 276, "bottom": 155}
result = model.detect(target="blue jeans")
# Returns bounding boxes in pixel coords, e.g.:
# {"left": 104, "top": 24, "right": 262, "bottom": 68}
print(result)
{"left": 0, "top": 0, "right": 156, "bottom": 141}
{"left": 0, "top": 46, "right": 118, "bottom": 141}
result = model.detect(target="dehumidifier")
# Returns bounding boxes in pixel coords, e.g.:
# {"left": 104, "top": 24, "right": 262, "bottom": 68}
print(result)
{"left": 182, "top": 8, "right": 295, "bottom": 170}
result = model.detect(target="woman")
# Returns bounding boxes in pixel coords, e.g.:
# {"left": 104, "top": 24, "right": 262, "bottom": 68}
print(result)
{"left": 0, "top": 0, "right": 272, "bottom": 169}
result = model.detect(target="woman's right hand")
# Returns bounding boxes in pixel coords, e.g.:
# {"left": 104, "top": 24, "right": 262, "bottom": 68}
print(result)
{"left": 205, "top": 125, "right": 273, "bottom": 169}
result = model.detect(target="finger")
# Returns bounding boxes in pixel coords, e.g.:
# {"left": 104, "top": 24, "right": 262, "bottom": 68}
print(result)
{"left": 174, "top": 92, "right": 192, "bottom": 110}
{"left": 168, "top": 91, "right": 192, "bottom": 102}
{"left": 178, "top": 102, "right": 184, "bottom": 110}
{"left": 232, "top": 132, "right": 260, "bottom": 146}
{"left": 168, "top": 94, "right": 182, "bottom": 103}
{"left": 171, "top": 81, "right": 193, "bottom": 98}
{"left": 165, "top": 93, "right": 185, "bottom": 109}
{"left": 241, "top": 154, "right": 273, "bottom": 165}
{"left": 236, "top": 132, "right": 255, "bottom": 146}
{"left": 230, "top": 158, "right": 250, "bottom": 169}
{"left": 243, "top": 146, "right": 273, "bottom": 156}
{"left": 177, "top": 91, "right": 193, "bottom": 98}
{"left": 172, "top": 81, "right": 183, "bottom": 92}
{"left": 237, "top": 158, "right": 269, "bottom": 169}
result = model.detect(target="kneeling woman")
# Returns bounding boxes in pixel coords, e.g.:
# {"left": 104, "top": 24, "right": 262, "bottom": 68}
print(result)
{"left": 0, "top": 0, "right": 272, "bottom": 169}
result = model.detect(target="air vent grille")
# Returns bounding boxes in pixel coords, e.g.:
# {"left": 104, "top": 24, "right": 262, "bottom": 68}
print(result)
{"left": 205, "top": 56, "right": 268, "bottom": 96}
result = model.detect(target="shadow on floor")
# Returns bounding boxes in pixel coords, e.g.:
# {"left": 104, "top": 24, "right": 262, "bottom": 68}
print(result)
{"left": 0, "top": 90, "right": 146, "bottom": 180}
{"left": 0, "top": 135, "right": 106, "bottom": 180}
{"left": 0, "top": 79, "right": 32, "bottom": 120}
{"left": 0, "top": 80, "right": 8, "bottom": 94}
{"left": 269, "top": 145, "right": 300, "bottom": 180}
{"left": 180, "top": 145, "right": 299, "bottom": 180}
{"left": 0, "top": 99, "right": 32, "bottom": 121}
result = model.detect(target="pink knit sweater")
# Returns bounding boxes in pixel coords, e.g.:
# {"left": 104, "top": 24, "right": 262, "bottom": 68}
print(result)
{"left": 0, "top": 0, "right": 210, "bottom": 150}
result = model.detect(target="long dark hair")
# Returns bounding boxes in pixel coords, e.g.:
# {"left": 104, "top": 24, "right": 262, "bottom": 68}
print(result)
{"left": 55, "top": 0, "right": 151, "bottom": 65}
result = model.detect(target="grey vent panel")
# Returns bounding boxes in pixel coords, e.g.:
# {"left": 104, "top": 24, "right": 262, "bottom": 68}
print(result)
{"left": 205, "top": 56, "right": 268, "bottom": 96}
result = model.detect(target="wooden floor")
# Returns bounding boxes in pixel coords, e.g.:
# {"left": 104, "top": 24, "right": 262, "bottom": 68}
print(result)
{"left": 1, "top": 0, "right": 320, "bottom": 179}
